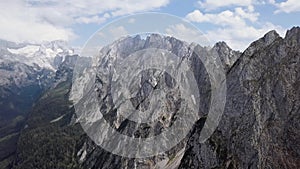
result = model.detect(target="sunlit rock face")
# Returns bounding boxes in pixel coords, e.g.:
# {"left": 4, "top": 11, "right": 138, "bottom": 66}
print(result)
{"left": 72, "top": 34, "right": 240, "bottom": 169}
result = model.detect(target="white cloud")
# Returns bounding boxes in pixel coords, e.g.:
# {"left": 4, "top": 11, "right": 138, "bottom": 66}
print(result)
{"left": 109, "top": 26, "right": 129, "bottom": 40}
{"left": 234, "top": 6, "right": 258, "bottom": 22}
{"left": 0, "top": 0, "right": 170, "bottom": 43}
{"left": 109, "top": 0, "right": 170, "bottom": 16}
{"left": 165, "top": 24, "right": 210, "bottom": 46}
{"left": 0, "top": 0, "right": 76, "bottom": 43}
{"left": 75, "top": 13, "right": 110, "bottom": 24}
{"left": 206, "top": 23, "right": 285, "bottom": 50}
{"left": 272, "top": 0, "right": 300, "bottom": 13}
{"left": 198, "top": 0, "right": 255, "bottom": 10}
{"left": 186, "top": 8, "right": 284, "bottom": 50}
{"left": 26, "top": 0, "right": 170, "bottom": 21}
{"left": 186, "top": 7, "right": 259, "bottom": 27}
{"left": 128, "top": 18, "right": 136, "bottom": 24}
{"left": 98, "top": 32, "right": 105, "bottom": 38}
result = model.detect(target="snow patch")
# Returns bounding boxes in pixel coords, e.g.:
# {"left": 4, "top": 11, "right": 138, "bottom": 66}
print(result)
{"left": 79, "top": 149, "right": 87, "bottom": 162}
{"left": 77, "top": 142, "right": 87, "bottom": 162}
{"left": 8, "top": 45, "right": 40, "bottom": 57}
{"left": 50, "top": 114, "right": 65, "bottom": 123}
{"left": 6, "top": 42, "right": 76, "bottom": 71}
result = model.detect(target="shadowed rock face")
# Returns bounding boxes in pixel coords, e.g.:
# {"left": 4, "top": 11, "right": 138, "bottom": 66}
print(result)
{"left": 8, "top": 27, "right": 300, "bottom": 169}
{"left": 179, "top": 27, "right": 300, "bottom": 169}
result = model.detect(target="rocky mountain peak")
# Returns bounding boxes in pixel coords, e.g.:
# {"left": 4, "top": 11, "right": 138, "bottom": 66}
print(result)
{"left": 210, "top": 41, "right": 240, "bottom": 70}
{"left": 285, "top": 26, "right": 300, "bottom": 46}
{"left": 285, "top": 26, "right": 300, "bottom": 38}
{"left": 263, "top": 30, "right": 280, "bottom": 45}
{"left": 244, "top": 30, "right": 282, "bottom": 57}
{"left": 145, "top": 33, "right": 162, "bottom": 42}
{"left": 214, "top": 41, "right": 229, "bottom": 49}
{"left": 144, "top": 33, "right": 168, "bottom": 48}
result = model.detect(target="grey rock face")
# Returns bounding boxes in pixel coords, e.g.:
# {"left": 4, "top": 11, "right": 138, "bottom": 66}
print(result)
{"left": 212, "top": 42, "right": 240, "bottom": 71}
{"left": 178, "top": 27, "right": 300, "bottom": 169}
{"left": 72, "top": 34, "right": 237, "bottom": 169}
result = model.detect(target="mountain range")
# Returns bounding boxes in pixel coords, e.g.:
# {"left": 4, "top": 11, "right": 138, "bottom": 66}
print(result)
{"left": 0, "top": 27, "right": 299, "bottom": 169}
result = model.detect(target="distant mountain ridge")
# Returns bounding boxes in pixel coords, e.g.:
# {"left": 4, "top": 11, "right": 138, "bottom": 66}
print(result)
{"left": 0, "top": 39, "right": 75, "bottom": 70}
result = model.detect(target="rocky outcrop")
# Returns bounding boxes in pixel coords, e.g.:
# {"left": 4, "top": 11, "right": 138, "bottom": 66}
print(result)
{"left": 213, "top": 41, "right": 240, "bottom": 71}
{"left": 178, "top": 27, "right": 300, "bottom": 169}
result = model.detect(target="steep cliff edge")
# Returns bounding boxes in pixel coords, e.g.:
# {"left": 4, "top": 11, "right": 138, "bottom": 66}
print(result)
{"left": 179, "top": 27, "right": 300, "bottom": 169}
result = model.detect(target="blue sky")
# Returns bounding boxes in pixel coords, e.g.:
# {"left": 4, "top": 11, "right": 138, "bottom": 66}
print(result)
{"left": 0, "top": 0, "right": 299, "bottom": 51}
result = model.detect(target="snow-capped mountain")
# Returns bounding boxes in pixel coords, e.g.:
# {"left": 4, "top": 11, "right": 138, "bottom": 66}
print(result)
{"left": 1, "top": 40, "right": 75, "bottom": 71}
{"left": 0, "top": 39, "right": 78, "bottom": 90}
